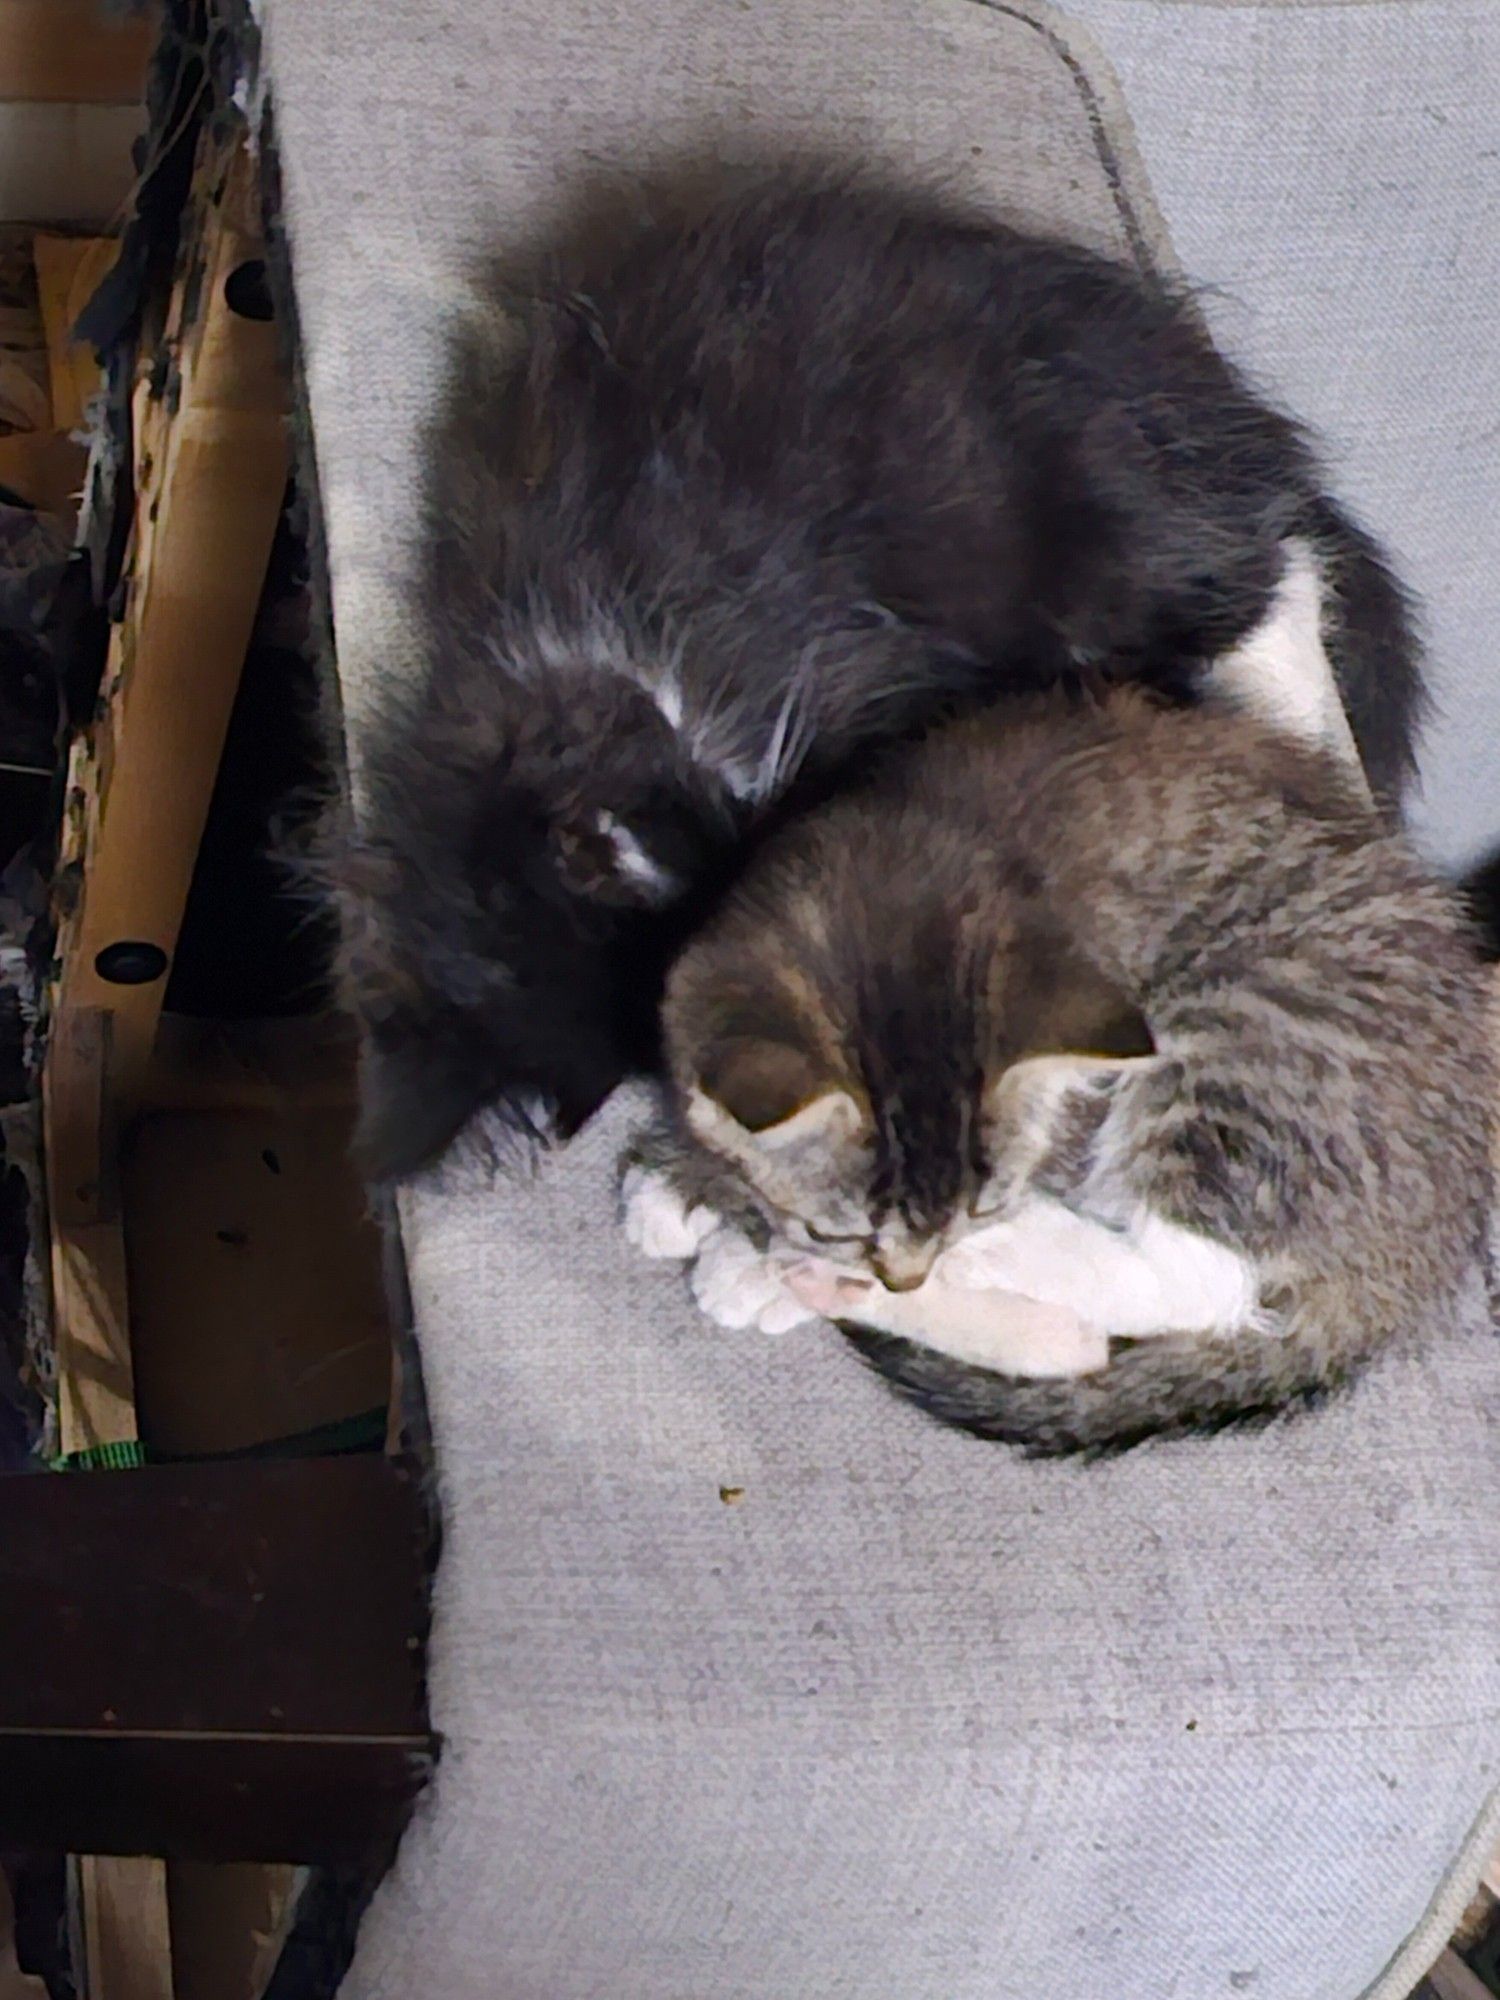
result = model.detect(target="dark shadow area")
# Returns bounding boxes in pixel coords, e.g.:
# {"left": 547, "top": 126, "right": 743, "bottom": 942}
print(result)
{"left": 1460, "top": 843, "right": 1500, "bottom": 963}
{"left": 164, "top": 487, "right": 337, "bottom": 1020}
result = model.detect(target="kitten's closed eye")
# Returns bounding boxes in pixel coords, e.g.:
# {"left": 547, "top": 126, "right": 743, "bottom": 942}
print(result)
{"left": 803, "top": 1221, "right": 871, "bottom": 1247}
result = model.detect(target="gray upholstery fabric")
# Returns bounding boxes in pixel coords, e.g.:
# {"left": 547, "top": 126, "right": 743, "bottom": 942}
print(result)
{"left": 1057, "top": 0, "right": 1500, "bottom": 878}
{"left": 258, "top": 0, "right": 1500, "bottom": 1992}
{"left": 370, "top": 1100, "right": 1497, "bottom": 2000}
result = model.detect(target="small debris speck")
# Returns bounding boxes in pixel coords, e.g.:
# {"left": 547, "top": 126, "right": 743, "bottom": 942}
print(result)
{"left": 1185, "top": 1718, "right": 1198, "bottom": 1732}
{"left": 216, "top": 1226, "right": 249, "bottom": 1247}
{"left": 261, "top": 1148, "right": 282, "bottom": 1174}
{"left": 718, "top": 1485, "right": 746, "bottom": 1505}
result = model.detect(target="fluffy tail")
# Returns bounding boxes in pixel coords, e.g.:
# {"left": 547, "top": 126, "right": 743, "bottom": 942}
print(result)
{"left": 839, "top": 1314, "right": 1374, "bottom": 1458}
{"left": 1303, "top": 495, "right": 1426, "bottom": 812}
{"left": 1460, "top": 845, "right": 1500, "bottom": 962}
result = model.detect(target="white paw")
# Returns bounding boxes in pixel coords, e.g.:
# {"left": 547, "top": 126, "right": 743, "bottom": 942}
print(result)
{"left": 621, "top": 1165, "right": 720, "bottom": 1260}
{"left": 690, "top": 1228, "right": 820, "bottom": 1335}
{"left": 782, "top": 1258, "right": 879, "bottom": 1320}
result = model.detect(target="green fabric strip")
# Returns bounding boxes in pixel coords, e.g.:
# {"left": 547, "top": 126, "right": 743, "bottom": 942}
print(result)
{"left": 51, "top": 1438, "right": 148, "bottom": 1472}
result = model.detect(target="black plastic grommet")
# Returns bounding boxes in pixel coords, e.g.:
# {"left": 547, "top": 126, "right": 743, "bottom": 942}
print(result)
{"left": 94, "top": 941, "right": 168, "bottom": 985}
{"left": 224, "top": 258, "right": 274, "bottom": 322}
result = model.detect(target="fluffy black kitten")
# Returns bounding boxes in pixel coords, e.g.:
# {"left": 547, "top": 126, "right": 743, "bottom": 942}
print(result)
{"left": 329, "top": 170, "right": 1421, "bottom": 1179}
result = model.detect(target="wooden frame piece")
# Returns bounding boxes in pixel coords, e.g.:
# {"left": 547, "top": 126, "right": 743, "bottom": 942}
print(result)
{"left": 45, "top": 122, "right": 289, "bottom": 1423}
{"left": 0, "top": 1, "right": 157, "bottom": 108}
{"left": 31, "top": 125, "right": 292, "bottom": 2000}
{"left": 0, "top": 1457, "right": 432, "bottom": 1863}
{"left": 32, "top": 234, "right": 118, "bottom": 435}
{"left": 1427, "top": 1948, "right": 1495, "bottom": 2000}
{"left": 51, "top": 135, "right": 290, "bottom": 1128}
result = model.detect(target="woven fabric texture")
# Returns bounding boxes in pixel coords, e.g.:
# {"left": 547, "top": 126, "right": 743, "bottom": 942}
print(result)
{"left": 257, "top": 0, "right": 1500, "bottom": 1991}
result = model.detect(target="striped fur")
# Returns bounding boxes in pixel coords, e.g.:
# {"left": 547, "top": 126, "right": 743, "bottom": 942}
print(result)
{"left": 656, "top": 692, "right": 1492, "bottom": 1452}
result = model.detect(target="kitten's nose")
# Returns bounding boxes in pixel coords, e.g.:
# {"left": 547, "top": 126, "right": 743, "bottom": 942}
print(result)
{"left": 873, "top": 1249, "right": 936, "bottom": 1293}
{"left": 877, "top": 1269, "right": 927, "bottom": 1293}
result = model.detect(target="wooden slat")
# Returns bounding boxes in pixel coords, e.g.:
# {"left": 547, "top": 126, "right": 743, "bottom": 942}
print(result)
{"left": 44, "top": 131, "right": 290, "bottom": 1435}
{"left": 168, "top": 1864, "right": 300, "bottom": 2000}
{"left": 0, "top": 105, "right": 146, "bottom": 228}
{"left": 32, "top": 234, "right": 117, "bottom": 434}
{"left": 0, "top": 429, "right": 87, "bottom": 515}
{"left": 3, "top": 1738, "right": 429, "bottom": 1868}
{"left": 78, "top": 1859, "right": 173, "bottom": 2000}
{"left": 0, "top": 0, "right": 157, "bottom": 106}
{"left": 51, "top": 1224, "right": 136, "bottom": 1457}
{"left": 55, "top": 157, "right": 288, "bottom": 1111}
{"left": 42, "top": 995, "right": 140, "bottom": 1460}
{"left": 0, "top": 1458, "right": 433, "bottom": 1863}
{"left": 124, "top": 1107, "right": 390, "bottom": 1458}
{"left": 37, "top": 130, "right": 287, "bottom": 2000}
{"left": 1427, "top": 1949, "right": 1494, "bottom": 2000}
{"left": 1, "top": 1460, "right": 426, "bottom": 1736}
{"left": 140, "top": 1013, "right": 360, "bottom": 1115}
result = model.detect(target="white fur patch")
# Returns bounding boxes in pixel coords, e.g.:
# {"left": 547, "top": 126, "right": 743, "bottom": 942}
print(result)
{"left": 1212, "top": 538, "right": 1368, "bottom": 788}
{"left": 784, "top": 1188, "right": 1261, "bottom": 1380}
{"left": 620, "top": 1165, "right": 719, "bottom": 1260}
{"left": 653, "top": 677, "right": 685, "bottom": 729}
{"left": 944, "top": 1196, "right": 1258, "bottom": 1342}
{"left": 943, "top": 1195, "right": 1164, "bottom": 1330}
{"left": 690, "top": 1227, "right": 819, "bottom": 1335}
{"left": 783, "top": 1259, "right": 1109, "bottom": 1379}
{"left": 1127, "top": 1211, "right": 1262, "bottom": 1335}
{"left": 624, "top": 1165, "right": 1262, "bottom": 1372}
{"left": 594, "top": 813, "right": 678, "bottom": 903}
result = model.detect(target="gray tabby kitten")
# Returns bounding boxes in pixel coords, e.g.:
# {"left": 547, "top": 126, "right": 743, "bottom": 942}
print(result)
{"left": 628, "top": 690, "right": 1492, "bottom": 1453}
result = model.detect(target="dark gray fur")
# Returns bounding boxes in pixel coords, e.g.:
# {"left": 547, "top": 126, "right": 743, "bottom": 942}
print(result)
{"left": 324, "top": 168, "right": 1423, "bottom": 1179}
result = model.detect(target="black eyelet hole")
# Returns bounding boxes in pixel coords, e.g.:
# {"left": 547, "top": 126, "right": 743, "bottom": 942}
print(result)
{"left": 224, "top": 259, "right": 274, "bottom": 323}
{"left": 94, "top": 941, "right": 168, "bottom": 985}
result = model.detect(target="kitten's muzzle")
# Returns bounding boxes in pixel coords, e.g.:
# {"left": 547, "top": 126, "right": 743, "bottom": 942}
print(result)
{"left": 872, "top": 1249, "right": 938, "bottom": 1293}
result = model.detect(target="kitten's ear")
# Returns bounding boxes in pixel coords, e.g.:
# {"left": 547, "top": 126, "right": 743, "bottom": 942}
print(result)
{"left": 355, "top": 1039, "right": 496, "bottom": 1183}
{"left": 989, "top": 1050, "right": 1148, "bottom": 1131}
{"left": 687, "top": 1037, "right": 862, "bottom": 1150}
{"left": 695, "top": 1036, "right": 825, "bottom": 1134}
{"left": 984, "top": 1050, "right": 1159, "bottom": 1200}
{"left": 549, "top": 808, "right": 681, "bottom": 909}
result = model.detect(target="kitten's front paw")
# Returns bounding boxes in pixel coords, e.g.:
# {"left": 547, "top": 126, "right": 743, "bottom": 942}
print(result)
{"left": 690, "top": 1228, "right": 820, "bottom": 1335}
{"left": 620, "top": 1164, "right": 720, "bottom": 1261}
{"left": 781, "top": 1260, "right": 879, "bottom": 1320}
